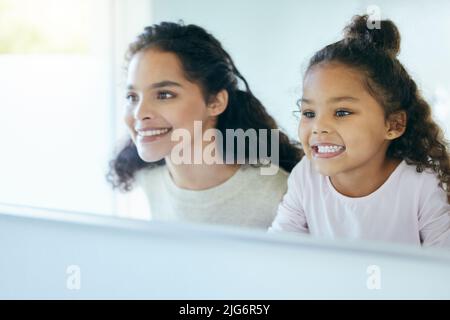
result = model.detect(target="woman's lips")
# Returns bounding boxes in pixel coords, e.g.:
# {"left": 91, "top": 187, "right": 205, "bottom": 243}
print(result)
{"left": 136, "top": 128, "right": 172, "bottom": 143}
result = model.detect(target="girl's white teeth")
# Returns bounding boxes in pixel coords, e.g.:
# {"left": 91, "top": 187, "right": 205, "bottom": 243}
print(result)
{"left": 138, "top": 128, "right": 170, "bottom": 137}
{"left": 317, "top": 145, "right": 344, "bottom": 153}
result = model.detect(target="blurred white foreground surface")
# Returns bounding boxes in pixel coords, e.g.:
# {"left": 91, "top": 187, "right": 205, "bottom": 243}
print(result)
{"left": 0, "top": 203, "right": 449, "bottom": 299}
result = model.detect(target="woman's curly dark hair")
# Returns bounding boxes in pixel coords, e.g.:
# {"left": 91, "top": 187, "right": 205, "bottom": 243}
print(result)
{"left": 106, "top": 22, "right": 303, "bottom": 192}
{"left": 305, "top": 14, "right": 450, "bottom": 197}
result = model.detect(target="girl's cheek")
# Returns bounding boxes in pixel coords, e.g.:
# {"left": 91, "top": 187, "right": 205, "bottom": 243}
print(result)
{"left": 298, "top": 122, "right": 308, "bottom": 142}
{"left": 298, "top": 121, "right": 303, "bottom": 139}
{"left": 298, "top": 124, "right": 312, "bottom": 156}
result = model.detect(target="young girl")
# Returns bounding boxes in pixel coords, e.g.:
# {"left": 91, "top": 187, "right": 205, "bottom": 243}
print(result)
{"left": 107, "top": 22, "right": 303, "bottom": 229}
{"left": 270, "top": 15, "right": 450, "bottom": 247}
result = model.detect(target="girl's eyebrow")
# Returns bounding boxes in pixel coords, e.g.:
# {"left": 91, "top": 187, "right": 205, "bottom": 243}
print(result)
{"left": 127, "top": 80, "right": 183, "bottom": 90}
{"left": 327, "top": 96, "right": 359, "bottom": 103}
{"left": 300, "top": 96, "right": 359, "bottom": 105}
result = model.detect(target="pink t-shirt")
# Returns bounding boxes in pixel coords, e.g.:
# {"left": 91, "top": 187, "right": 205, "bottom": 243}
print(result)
{"left": 270, "top": 157, "right": 450, "bottom": 247}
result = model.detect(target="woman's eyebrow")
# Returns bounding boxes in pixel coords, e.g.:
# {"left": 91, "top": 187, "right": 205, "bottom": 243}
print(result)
{"left": 149, "top": 80, "right": 183, "bottom": 89}
{"left": 127, "top": 80, "right": 183, "bottom": 90}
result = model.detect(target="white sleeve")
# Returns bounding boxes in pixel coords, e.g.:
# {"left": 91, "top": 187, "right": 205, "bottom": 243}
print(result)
{"left": 268, "top": 161, "right": 309, "bottom": 234}
{"left": 418, "top": 175, "right": 450, "bottom": 247}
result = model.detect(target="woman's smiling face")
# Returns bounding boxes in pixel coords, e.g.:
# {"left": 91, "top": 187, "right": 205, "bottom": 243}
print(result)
{"left": 124, "top": 49, "right": 216, "bottom": 162}
{"left": 298, "top": 63, "right": 391, "bottom": 177}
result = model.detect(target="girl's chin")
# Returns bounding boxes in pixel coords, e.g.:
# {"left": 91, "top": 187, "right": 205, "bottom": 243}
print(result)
{"left": 312, "top": 161, "right": 340, "bottom": 177}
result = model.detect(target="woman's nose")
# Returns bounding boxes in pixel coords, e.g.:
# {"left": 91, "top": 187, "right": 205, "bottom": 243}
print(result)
{"left": 133, "top": 99, "right": 158, "bottom": 121}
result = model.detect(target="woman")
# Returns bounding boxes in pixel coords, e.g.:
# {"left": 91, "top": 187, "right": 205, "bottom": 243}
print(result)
{"left": 107, "top": 22, "right": 303, "bottom": 229}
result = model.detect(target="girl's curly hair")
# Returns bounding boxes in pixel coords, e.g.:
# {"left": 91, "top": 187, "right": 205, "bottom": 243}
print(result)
{"left": 306, "top": 14, "right": 450, "bottom": 197}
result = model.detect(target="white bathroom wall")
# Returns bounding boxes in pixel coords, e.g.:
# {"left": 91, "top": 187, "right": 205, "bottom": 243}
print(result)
{"left": 0, "top": 0, "right": 116, "bottom": 215}
{"left": 0, "top": 0, "right": 153, "bottom": 217}
{"left": 149, "top": 0, "right": 450, "bottom": 139}
{"left": 2, "top": 1, "right": 448, "bottom": 220}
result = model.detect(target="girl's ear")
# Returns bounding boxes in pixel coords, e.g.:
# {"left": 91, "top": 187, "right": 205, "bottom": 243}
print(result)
{"left": 207, "top": 89, "right": 229, "bottom": 117}
{"left": 385, "top": 111, "right": 407, "bottom": 140}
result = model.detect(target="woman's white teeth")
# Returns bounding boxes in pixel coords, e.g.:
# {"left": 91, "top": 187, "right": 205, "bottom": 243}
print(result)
{"left": 317, "top": 145, "right": 344, "bottom": 153}
{"left": 138, "top": 128, "right": 170, "bottom": 137}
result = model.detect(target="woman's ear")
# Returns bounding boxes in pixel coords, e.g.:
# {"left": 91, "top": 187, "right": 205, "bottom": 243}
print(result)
{"left": 385, "top": 111, "right": 407, "bottom": 140}
{"left": 207, "top": 89, "right": 228, "bottom": 117}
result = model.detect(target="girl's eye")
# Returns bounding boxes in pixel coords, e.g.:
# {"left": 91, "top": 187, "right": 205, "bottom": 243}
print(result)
{"left": 335, "top": 110, "right": 352, "bottom": 117}
{"left": 302, "top": 111, "right": 315, "bottom": 118}
{"left": 156, "top": 91, "right": 175, "bottom": 100}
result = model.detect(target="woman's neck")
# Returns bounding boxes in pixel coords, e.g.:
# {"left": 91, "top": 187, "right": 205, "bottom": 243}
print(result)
{"left": 330, "top": 156, "right": 402, "bottom": 198}
{"left": 165, "top": 158, "right": 241, "bottom": 190}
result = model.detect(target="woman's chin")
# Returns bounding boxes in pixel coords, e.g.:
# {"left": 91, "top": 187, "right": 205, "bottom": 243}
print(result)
{"left": 137, "top": 150, "right": 167, "bottom": 163}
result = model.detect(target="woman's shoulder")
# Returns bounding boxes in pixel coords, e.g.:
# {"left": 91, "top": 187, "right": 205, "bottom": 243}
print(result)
{"left": 225, "top": 164, "right": 287, "bottom": 196}
{"left": 239, "top": 164, "right": 289, "bottom": 182}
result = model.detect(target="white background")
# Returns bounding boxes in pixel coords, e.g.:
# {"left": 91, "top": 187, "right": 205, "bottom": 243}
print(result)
{"left": 1, "top": 0, "right": 449, "bottom": 219}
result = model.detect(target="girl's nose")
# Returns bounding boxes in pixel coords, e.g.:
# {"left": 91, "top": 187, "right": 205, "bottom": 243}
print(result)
{"left": 312, "top": 128, "right": 329, "bottom": 134}
{"left": 312, "top": 115, "right": 332, "bottom": 134}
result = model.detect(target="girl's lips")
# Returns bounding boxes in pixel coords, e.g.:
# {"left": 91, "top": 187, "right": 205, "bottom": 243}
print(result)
{"left": 311, "top": 143, "right": 346, "bottom": 159}
{"left": 136, "top": 128, "right": 172, "bottom": 143}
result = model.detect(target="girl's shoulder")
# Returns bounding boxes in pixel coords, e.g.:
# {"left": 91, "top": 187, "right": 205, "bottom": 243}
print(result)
{"left": 290, "top": 157, "right": 317, "bottom": 179}
{"left": 398, "top": 161, "right": 447, "bottom": 199}
{"left": 387, "top": 161, "right": 447, "bottom": 205}
{"left": 286, "top": 157, "right": 322, "bottom": 193}
{"left": 399, "top": 161, "right": 442, "bottom": 186}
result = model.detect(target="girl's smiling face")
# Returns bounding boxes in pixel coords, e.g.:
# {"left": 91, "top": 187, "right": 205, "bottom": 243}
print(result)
{"left": 299, "top": 63, "right": 392, "bottom": 177}
{"left": 124, "top": 49, "right": 218, "bottom": 162}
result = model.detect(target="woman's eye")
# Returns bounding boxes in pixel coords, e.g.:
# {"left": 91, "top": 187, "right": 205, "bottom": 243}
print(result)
{"left": 156, "top": 91, "right": 175, "bottom": 100}
{"left": 126, "top": 93, "right": 138, "bottom": 104}
{"left": 302, "top": 111, "right": 315, "bottom": 118}
{"left": 292, "top": 110, "right": 301, "bottom": 119}
{"left": 335, "top": 110, "right": 352, "bottom": 117}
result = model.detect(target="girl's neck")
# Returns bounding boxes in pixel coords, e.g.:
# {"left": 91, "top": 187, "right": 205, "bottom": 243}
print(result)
{"left": 330, "top": 156, "right": 402, "bottom": 198}
{"left": 165, "top": 158, "right": 241, "bottom": 191}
